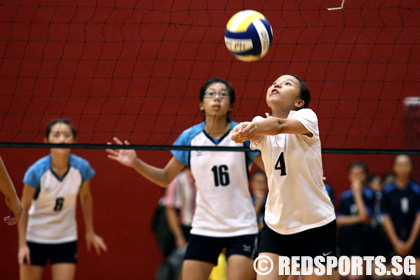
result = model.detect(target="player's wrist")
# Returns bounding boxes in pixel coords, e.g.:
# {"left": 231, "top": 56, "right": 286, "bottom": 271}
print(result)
{"left": 85, "top": 228, "right": 96, "bottom": 236}
{"left": 5, "top": 192, "right": 18, "bottom": 203}
{"left": 131, "top": 157, "right": 142, "bottom": 169}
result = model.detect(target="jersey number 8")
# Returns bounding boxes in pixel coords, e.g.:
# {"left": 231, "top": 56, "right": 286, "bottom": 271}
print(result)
{"left": 54, "top": 197, "right": 65, "bottom": 211}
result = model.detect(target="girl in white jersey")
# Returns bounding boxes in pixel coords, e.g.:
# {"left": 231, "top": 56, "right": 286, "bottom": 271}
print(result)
{"left": 18, "top": 119, "right": 108, "bottom": 280}
{"left": 232, "top": 74, "right": 336, "bottom": 280}
{"left": 107, "top": 77, "right": 265, "bottom": 280}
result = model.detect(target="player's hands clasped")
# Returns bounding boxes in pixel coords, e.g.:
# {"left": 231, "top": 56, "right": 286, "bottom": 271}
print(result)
{"left": 393, "top": 239, "right": 411, "bottom": 257}
{"left": 231, "top": 122, "right": 257, "bottom": 143}
{"left": 106, "top": 137, "right": 138, "bottom": 168}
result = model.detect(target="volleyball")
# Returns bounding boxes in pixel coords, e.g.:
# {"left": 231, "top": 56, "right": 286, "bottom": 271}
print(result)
{"left": 224, "top": 10, "right": 273, "bottom": 62}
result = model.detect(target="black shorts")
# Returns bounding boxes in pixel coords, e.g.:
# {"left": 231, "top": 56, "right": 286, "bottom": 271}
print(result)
{"left": 337, "top": 224, "right": 371, "bottom": 257}
{"left": 259, "top": 220, "right": 337, "bottom": 258}
{"left": 368, "top": 227, "right": 392, "bottom": 258}
{"left": 184, "top": 233, "right": 258, "bottom": 265}
{"left": 27, "top": 241, "right": 78, "bottom": 266}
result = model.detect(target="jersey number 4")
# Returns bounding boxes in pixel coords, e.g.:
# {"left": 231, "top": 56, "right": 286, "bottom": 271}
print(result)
{"left": 275, "top": 152, "right": 287, "bottom": 176}
{"left": 211, "top": 165, "right": 230, "bottom": 187}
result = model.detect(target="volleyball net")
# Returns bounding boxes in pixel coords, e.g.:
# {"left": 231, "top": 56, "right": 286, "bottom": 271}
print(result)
{"left": 0, "top": 0, "right": 419, "bottom": 154}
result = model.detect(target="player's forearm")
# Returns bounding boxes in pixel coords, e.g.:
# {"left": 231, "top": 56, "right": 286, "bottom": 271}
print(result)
{"left": 254, "top": 197, "right": 265, "bottom": 216}
{"left": 253, "top": 117, "right": 309, "bottom": 136}
{"left": 336, "top": 215, "right": 364, "bottom": 226}
{"left": 353, "top": 190, "right": 369, "bottom": 220}
{"left": 80, "top": 194, "right": 95, "bottom": 234}
{"left": 0, "top": 157, "right": 19, "bottom": 200}
{"left": 17, "top": 210, "right": 29, "bottom": 247}
{"left": 131, "top": 158, "right": 171, "bottom": 187}
{"left": 382, "top": 215, "right": 401, "bottom": 246}
{"left": 406, "top": 214, "right": 420, "bottom": 247}
{"left": 252, "top": 117, "right": 286, "bottom": 135}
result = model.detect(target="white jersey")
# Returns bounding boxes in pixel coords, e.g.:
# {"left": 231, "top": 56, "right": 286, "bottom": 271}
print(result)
{"left": 251, "top": 109, "right": 335, "bottom": 235}
{"left": 172, "top": 121, "right": 259, "bottom": 237}
{"left": 23, "top": 154, "right": 95, "bottom": 243}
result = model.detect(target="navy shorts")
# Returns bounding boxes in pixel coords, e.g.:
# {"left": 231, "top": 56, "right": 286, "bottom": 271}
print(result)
{"left": 27, "top": 241, "right": 78, "bottom": 266}
{"left": 259, "top": 220, "right": 337, "bottom": 258}
{"left": 184, "top": 233, "right": 258, "bottom": 265}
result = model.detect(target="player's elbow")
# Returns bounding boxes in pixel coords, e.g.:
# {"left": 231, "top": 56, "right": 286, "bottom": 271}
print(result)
{"left": 268, "top": 119, "right": 285, "bottom": 135}
{"left": 79, "top": 189, "right": 92, "bottom": 201}
{"left": 277, "top": 122, "right": 288, "bottom": 135}
{"left": 356, "top": 210, "right": 370, "bottom": 224}
{"left": 159, "top": 172, "right": 174, "bottom": 188}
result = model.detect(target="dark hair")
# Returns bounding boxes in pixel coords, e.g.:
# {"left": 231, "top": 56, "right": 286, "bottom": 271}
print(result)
{"left": 289, "top": 74, "right": 310, "bottom": 109}
{"left": 367, "top": 173, "right": 380, "bottom": 184}
{"left": 46, "top": 119, "right": 77, "bottom": 138}
{"left": 199, "top": 77, "right": 235, "bottom": 105}
{"left": 382, "top": 172, "right": 396, "bottom": 184}
{"left": 348, "top": 161, "right": 368, "bottom": 174}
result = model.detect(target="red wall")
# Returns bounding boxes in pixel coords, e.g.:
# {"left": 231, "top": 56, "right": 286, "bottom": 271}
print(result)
{"left": 0, "top": 0, "right": 419, "bottom": 279}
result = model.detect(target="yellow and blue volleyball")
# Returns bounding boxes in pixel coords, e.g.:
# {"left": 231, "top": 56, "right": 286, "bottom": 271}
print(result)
{"left": 224, "top": 10, "right": 273, "bottom": 62}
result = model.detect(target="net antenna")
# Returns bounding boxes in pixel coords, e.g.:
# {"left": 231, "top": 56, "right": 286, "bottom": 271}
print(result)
{"left": 327, "top": 0, "right": 346, "bottom": 11}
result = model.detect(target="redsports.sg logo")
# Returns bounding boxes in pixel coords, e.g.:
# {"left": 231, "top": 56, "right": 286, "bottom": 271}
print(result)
{"left": 254, "top": 255, "right": 416, "bottom": 277}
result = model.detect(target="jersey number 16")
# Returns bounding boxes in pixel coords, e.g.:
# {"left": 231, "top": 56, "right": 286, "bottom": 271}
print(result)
{"left": 211, "top": 165, "right": 230, "bottom": 187}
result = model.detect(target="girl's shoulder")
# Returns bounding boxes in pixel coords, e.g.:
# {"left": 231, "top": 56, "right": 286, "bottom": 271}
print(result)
{"left": 69, "top": 154, "right": 92, "bottom": 170}
{"left": 69, "top": 154, "right": 95, "bottom": 181}
{"left": 177, "top": 122, "right": 206, "bottom": 141}
{"left": 24, "top": 155, "right": 51, "bottom": 185}
{"left": 27, "top": 155, "right": 51, "bottom": 173}
{"left": 289, "top": 108, "right": 317, "bottom": 119}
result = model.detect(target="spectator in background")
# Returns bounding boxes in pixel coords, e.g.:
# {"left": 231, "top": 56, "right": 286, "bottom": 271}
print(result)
{"left": 155, "top": 168, "right": 196, "bottom": 280}
{"left": 368, "top": 173, "right": 384, "bottom": 231}
{"left": 380, "top": 155, "right": 420, "bottom": 278}
{"left": 155, "top": 168, "right": 228, "bottom": 280}
{"left": 336, "top": 161, "right": 374, "bottom": 280}
{"left": 367, "top": 173, "right": 390, "bottom": 279}
{"left": 165, "top": 168, "right": 196, "bottom": 251}
{"left": 382, "top": 172, "right": 396, "bottom": 188}
{"left": 324, "top": 182, "right": 335, "bottom": 206}
{"left": 151, "top": 195, "right": 175, "bottom": 259}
